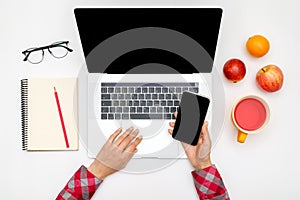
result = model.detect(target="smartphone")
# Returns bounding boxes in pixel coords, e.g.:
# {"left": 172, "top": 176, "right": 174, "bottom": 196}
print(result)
{"left": 172, "top": 91, "right": 210, "bottom": 146}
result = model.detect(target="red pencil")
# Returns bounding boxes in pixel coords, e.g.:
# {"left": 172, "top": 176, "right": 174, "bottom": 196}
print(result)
{"left": 54, "top": 87, "right": 70, "bottom": 148}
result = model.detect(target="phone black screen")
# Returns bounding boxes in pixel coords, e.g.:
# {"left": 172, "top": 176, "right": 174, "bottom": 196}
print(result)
{"left": 172, "top": 92, "right": 210, "bottom": 146}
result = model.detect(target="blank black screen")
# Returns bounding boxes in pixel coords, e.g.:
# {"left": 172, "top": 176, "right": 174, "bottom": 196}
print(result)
{"left": 74, "top": 8, "right": 222, "bottom": 74}
{"left": 172, "top": 92, "right": 210, "bottom": 146}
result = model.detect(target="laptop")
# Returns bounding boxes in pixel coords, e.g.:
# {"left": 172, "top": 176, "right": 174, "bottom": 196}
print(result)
{"left": 74, "top": 8, "right": 222, "bottom": 159}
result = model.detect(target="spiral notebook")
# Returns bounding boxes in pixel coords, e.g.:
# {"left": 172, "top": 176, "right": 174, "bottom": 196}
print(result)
{"left": 21, "top": 78, "right": 78, "bottom": 151}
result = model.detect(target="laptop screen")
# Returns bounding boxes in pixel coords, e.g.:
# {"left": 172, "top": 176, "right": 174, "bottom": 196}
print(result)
{"left": 74, "top": 8, "right": 222, "bottom": 74}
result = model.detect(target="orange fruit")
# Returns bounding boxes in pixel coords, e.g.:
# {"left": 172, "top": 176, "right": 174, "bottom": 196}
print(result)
{"left": 246, "top": 35, "right": 270, "bottom": 57}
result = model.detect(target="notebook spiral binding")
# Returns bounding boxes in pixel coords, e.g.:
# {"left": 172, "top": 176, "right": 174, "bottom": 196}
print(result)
{"left": 21, "top": 79, "right": 28, "bottom": 150}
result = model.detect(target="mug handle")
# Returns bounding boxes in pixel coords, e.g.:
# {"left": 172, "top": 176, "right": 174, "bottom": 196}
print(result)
{"left": 237, "top": 130, "right": 248, "bottom": 143}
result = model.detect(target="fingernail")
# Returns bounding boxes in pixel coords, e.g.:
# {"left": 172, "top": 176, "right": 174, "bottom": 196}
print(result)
{"left": 134, "top": 149, "right": 138, "bottom": 153}
{"left": 138, "top": 135, "right": 143, "bottom": 139}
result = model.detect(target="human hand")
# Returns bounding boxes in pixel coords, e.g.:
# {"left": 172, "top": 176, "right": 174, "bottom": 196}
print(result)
{"left": 168, "top": 112, "right": 212, "bottom": 171}
{"left": 88, "top": 127, "right": 143, "bottom": 180}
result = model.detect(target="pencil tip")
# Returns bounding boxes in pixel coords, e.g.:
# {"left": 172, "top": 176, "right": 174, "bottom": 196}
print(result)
{"left": 54, "top": 87, "right": 56, "bottom": 92}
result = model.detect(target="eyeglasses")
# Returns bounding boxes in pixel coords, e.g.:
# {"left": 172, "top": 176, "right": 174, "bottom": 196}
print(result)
{"left": 22, "top": 41, "right": 73, "bottom": 64}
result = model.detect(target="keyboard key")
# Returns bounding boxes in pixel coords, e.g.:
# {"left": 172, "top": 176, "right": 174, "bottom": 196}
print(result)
{"left": 188, "top": 87, "right": 194, "bottom": 92}
{"left": 110, "top": 107, "right": 115, "bottom": 113}
{"left": 182, "top": 87, "right": 188, "bottom": 92}
{"left": 149, "top": 87, "right": 154, "bottom": 93}
{"left": 123, "top": 107, "right": 129, "bottom": 113}
{"left": 140, "top": 100, "right": 146, "bottom": 106}
{"left": 159, "top": 94, "right": 164, "bottom": 99}
{"left": 134, "top": 101, "right": 139, "bottom": 106}
{"left": 157, "top": 107, "right": 163, "bottom": 113}
{"left": 167, "top": 101, "right": 173, "bottom": 106}
{"left": 122, "top": 114, "right": 129, "bottom": 119}
{"left": 150, "top": 107, "right": 156, "bottom": 113}
{"left": 101, "top": 107, "right": 109, "bottom": 113}
{"left": 101, "top": 94, "right": 110, "bottom": 99}
{"left": 147, "top": 101, "right": 153, "bottom": 106}
{"left": 135, "top": 88, "right": 141, "bottom": 93}
{"left": 116, "top": 107, "right": 122, "bottom": 113}
{"left": 166, "top": 94, "right": 171, "bottom": 99}
{"left": 155, "top": 88, "right": 161, "bottom": 93}
{"left": 172, "top": 94, "right": 178, "bottom": 99}
{"left": 130, "top": 114, "right": 162, "bottom": 119}
{"left": 130, "top": 107, "right": 136, "bottom": 113}
{"left": 115, "top": 114, "right": 121, "bottom": 120}
{"left": 193, "top": 88, "right": 199, "bottom": 93}
{"left": 171, "top": 107, "right": 177, "bottom": 112}
{"left": 162, "top": 87, "right": 168, "bottom": 93}
{"left": 113, "top": 101, "right": 119, "bottom": 106}
{"left": 152, "top": 94, "right": 158, "bottom": 99}
{"left": 176, "top": 87, "right": 181, "bottom": 93}
{"left": 101, "top": 101, "right": 112, "bottom": 106}
{"left": 118, "top": 94, "right": 124, "bottom": 99}
{"left": 169, "top": 87, "right": 175, "bottom": 93}
{"left": 125, "top": 94, "right": 131, "bottom": 99}
{"left": 132, "top": 94, "right": 138, "bottom": 99}
{"left": 111, "top": 94, "right": 118, "bottom": 99}
{"left": 145, "top": 94, "right": 151, "bottom": 99}
{"left": 172, "top": 114, "right": 176, "bottom": 119}
{"left": 160, "top": 100, "right": 166, "bottom": 106}
{"left": 164, "top": 114, "right": 171, "bottom": 119}
{"left": 108, "top": 114, "right": 114, "bottom": 119}
{"left": 120, "top": 101, "right": 126, "bottom": 106}
{"left": 127, "top": 100, "right": 133, "bottom": 106}
{"left": 128, "top": 88, "right": 134, "bottom": 93}
{"left": 108, "top": 88, "right": 114, "bottom": 93}
{"left": 137, "top": 107, "right": 143, "bottom": 113}
{"left": 142, "top": 88, "right": 148, "bottom": 93}
{"left": 138, "top": 94, "right": 144, "bottom": 99}
{"left": 122, "top": 87, "right": 127, "bottom": 93}
{"left": 115, "top": 87, "right": 121, "bottom": 93}
{"left": 101, "top": 114, "right": 107, "bottom": 119}
{"left": 174, "top": 101, "right": 180, "bottom": 106}
{"left": 143, "top": 107, "right": 149, "bottom": 113}
{"left": 101, "top": 88, "right": 107, "bottom": 93}
{"left": 154, "top": 100, "right": 159, "bottom": 106}
{"left": 164, "top": 107, "right": 169, "bottom": 113}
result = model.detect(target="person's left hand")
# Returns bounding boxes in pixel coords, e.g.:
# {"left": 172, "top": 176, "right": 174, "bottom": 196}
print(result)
{"left": 88, "top": 127, "right": 143, "bottom": 180}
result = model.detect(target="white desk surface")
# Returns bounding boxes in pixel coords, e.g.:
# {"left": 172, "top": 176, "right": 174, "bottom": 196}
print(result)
{"left": 1, "top": 0, "right": 300, "bottom": 199}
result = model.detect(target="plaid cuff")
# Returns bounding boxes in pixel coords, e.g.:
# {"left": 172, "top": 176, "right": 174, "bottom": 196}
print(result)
{"left": 192, "top": 165, "right": 229, "bottom": 200}
{"left": 56, "top": 165, "right": 103, "bottom": 200}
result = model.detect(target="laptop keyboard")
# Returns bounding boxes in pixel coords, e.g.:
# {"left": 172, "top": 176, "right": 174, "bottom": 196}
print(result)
{"left": 100, "top": 82, "right": 199, "bottom": 120}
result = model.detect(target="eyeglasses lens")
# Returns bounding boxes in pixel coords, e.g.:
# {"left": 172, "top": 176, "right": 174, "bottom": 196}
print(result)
{"left": 27, "top": 50, "right": 44, "bottom": 64}
{"left": 50, "top": 44, "right": 69, "bottom": 58}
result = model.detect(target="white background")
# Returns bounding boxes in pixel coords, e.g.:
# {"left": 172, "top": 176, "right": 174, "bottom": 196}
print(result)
{"left": 1, "top": 0, "right": 300, "bottom": 199}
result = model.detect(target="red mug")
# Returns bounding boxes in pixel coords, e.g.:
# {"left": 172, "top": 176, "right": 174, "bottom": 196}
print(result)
{"left": 231, "top": 95, "right": 270, "bottom": 143}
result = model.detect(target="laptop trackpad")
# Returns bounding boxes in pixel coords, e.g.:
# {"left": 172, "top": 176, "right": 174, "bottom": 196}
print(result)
{"left": 120, "top": 120, "right": 165, "bottom": 139}
{"left": 132, "top": 120, "right": 151, "bottom": 128}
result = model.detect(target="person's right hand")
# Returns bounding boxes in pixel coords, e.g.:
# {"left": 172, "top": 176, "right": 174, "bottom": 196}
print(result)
{"left": 168, "top": 112, "right": 212, "bottom": 171}
{"left": 88, "top": 127, "right": 142, "bottom": 180}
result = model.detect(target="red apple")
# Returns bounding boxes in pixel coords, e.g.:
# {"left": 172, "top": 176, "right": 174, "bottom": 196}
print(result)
{"left": 223, "top": 58, "right": 246, "bottom": 83}
{"left": 256, "top": 65, "right": 284, "bottom": 92}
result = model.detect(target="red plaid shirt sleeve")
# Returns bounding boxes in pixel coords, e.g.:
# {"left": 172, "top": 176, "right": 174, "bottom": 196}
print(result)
{"left": 56, "top": 165, "right": 103, "bottom": 200}
{"left": 192, "top": 165, "right": 230, "bottom": 200}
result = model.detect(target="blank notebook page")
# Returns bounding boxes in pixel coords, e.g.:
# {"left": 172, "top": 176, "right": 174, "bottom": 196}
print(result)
{"left": 27, "top": 78, "right": 78, "bottom": 150}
